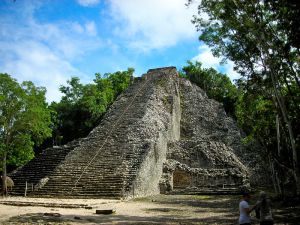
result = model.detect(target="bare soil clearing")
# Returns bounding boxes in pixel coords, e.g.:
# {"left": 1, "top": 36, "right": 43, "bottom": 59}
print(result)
{"left": 0, "top": 195, "right": 298, "bottom": 225}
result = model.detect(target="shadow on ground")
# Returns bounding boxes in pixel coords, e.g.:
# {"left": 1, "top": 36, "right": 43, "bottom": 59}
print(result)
{"left": 4, "top": 195, "right": 300, "bottom": 225}
{"left": 7, "top": 213, "right": 237, "bottom": 225}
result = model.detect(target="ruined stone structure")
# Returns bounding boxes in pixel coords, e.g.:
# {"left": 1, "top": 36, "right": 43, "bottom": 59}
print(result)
{"left": 10, "top": 67, "right": 260, "bottom": 198}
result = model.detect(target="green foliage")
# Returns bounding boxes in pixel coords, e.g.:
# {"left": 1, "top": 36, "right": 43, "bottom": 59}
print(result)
{"left": 266, "top": 0, "right": 300, "bottom": 49}
{"left": 189, "top": 0, "right": 300, "bottom": 195}
{"left": 235, "top": 87, "right": 276, "bottom": 147}
{"left": 181, "top": 61, "right": 238, "bottom": 116}
{"left": 51, "top": 68, "right": 134, "bottom": 144}
{"left": 0, "top": 73, "right": 52, "bottom": 169}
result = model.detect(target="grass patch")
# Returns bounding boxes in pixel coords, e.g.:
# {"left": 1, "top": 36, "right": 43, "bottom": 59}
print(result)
{"left": 144, "top": 207, "right": 185, "bottom": 213}
{"left": 131, "top": 196, "right": 153, "bottom": 202}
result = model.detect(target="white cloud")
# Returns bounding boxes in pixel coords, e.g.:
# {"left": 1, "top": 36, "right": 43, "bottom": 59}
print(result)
{"left": 192, "top": 45, "right": 240, "bottom": 81}
{"left": 192, "top": 45, "right": 221, "bottom": 68}
{"left": 77, "top": 0, "right": 100, "bottom": 7}
{"left": 0, "top": 2, "right": 102, "bottom": 102}
{"left": 223, "top": 60, "right": 240, "bottom": 81}
{"left": 27, "top": 20, "right": 101, "bottom": 60}
{"left": 85, "top": 21, "right": 97, "bottom": 36}
{"left": 108, "top": 0, "right": 198, "bottom": 51}
{"left": 0, "top": 41, "right": 84, "bottom": 102}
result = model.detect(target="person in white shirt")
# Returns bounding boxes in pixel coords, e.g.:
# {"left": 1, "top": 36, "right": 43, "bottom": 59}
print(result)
{"left": 239, "top": 193, "right": 256, "bottom": 225}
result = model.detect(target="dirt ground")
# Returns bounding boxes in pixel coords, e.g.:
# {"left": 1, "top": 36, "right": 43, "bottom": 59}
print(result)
{"left": 0, "top": 194, "right": 299, "bottom": 225}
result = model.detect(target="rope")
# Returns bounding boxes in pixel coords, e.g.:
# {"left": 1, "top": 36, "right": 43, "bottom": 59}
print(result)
{"left": 72, "top": 76, "right": 152, "bottom": 190}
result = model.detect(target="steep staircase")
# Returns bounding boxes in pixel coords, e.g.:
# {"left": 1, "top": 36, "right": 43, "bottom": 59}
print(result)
{"left": 9, "top": 139, "right": 81, "bottom": 196}
{"left": 10, "top": 67, "right": 179, "bottom": 198}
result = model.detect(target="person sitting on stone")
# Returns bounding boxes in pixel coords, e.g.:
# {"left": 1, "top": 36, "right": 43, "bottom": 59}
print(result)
{"left": 255, "top": 191, "right": 274, "bottom": 225}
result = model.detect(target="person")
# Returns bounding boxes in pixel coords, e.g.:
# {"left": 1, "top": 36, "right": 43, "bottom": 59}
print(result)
{"left": 255, "top": 191, "right": 274, "bottom": 225}
{"left": 239, "top": 192, "right": 256, "bottom": 225}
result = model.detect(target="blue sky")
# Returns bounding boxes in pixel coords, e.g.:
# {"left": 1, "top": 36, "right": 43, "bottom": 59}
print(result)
{"left": 0, "top": 0, "right": 238, "bottom": 102}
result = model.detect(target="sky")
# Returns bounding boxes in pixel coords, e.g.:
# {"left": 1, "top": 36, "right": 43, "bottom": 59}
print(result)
{"left": 0, "top": 0, "right": 239, "bottom": 102}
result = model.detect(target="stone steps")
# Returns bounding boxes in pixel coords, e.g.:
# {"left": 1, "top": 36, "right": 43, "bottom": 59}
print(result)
{"left": 30, "top": 190, "right": 123, "bottom": 198}
{"left": 171, "top": 187, "right": 240, "bottom": 195}
{"left": 9, "top": 74, "right": 158, "bottom": 198}
{"left": 171, "top": 190, "right": 240, "bottom": 195}
{"left": 9, "top": 68, "right": 194, "bottom": 199}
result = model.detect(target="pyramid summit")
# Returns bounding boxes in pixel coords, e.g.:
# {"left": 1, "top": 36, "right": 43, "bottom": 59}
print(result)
{"left": 10, "top": 67, "right": 262, "bottom": 198}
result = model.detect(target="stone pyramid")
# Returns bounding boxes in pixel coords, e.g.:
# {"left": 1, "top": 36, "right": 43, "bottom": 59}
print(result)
{"left": 10, "top": 67, "right": 257, "bottom": 198}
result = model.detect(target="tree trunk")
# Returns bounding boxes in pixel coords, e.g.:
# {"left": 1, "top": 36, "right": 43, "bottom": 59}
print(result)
{"left": 2, "top": 152, "right": 7, "bottom": 196}
{"left": 276, "top": 114, "right": 280, "bottom": 156}
{"left": 255, "top": 10, "right": 300, "bottom": 194}
{"left": 269, "top": 156, "right": 278, "bottom": 195}
{"left": 270, "top": 70, "right": 300, "bottom": 195}
{"left": 275, "top": 170, "right": 282, "bottom": 197}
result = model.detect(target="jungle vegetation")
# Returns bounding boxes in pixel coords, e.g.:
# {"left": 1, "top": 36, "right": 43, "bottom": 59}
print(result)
{"left": 1, "top": 0, "right": 299, "bottom": 197}
{"left": 187, "top": 0, "right": 300, "bottom": 196}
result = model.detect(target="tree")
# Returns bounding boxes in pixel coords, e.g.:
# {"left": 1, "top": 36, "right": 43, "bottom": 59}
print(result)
{"left": 0, "top": 73, "right": 52, "bottom": 195}
{"left": 266, "top": 0, "right": 300, "bottom": 49}
{"left": 50, "top": 68, "right": 134, "bottom": 144}
{"left": 189, "top": 0, "right": 300, "bottom": 195}
{"left": 181, "top": 61, "right": 238, "bottom": 116}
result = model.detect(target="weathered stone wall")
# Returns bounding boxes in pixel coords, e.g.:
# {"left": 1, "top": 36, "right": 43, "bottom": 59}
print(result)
{"left": 168, "top": 160, "right": 245, "bottom": 189}
{"left": 122, "top": 67, "right": 181, "bottom": 197}
{"left": 160, "top": 77, "right": 259, "bottom": 194}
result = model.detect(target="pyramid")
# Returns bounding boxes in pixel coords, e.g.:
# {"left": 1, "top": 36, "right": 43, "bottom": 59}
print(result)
{"left": 10, "top": 67, "right": 256, "bottom": 198}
